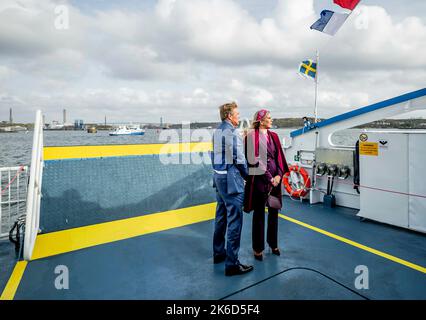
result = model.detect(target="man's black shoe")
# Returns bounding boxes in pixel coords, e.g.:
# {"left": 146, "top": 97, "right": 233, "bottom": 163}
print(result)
{"left": 213, "top": 254, "right": 226, "bottom": 264}
{"left": 225, "top": 264, "right": 254, "bottom": 276}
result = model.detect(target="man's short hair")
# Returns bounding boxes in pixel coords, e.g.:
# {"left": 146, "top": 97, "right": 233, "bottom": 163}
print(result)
{"left": 219, "top": 102, "right": 238, "bottom": 121}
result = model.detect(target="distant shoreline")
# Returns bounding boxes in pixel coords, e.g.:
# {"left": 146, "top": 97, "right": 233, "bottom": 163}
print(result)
{"left": 1, "top": 117, "right": 426, "bottom": 130}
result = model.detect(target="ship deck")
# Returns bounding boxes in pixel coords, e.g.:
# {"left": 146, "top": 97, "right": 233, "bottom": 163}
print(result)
{"left": 1, "top": 197, "right": 425, "bottom": 300}
{"left": 1, "top": 142, "right": 425, "bottom": 300}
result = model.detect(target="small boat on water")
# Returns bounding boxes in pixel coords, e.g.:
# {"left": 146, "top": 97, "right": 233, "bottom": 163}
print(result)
{"left": 109, "top": 125, "right": 145, "bottom": 136}
{"left": 0, "top": 125, "right": 27, "bottom": 133}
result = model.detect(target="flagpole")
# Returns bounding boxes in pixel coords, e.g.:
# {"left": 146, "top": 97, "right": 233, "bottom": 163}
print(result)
{"left": 314, "top": 49, "right": 319, "bottom": 123}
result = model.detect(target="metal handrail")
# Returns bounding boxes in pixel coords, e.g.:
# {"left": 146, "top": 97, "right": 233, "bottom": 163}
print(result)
{"left": 23, "top": 110, "right": 44, "bottom": 261}
{"left": 0, "top": 166, "right": 28, "bottom": 239}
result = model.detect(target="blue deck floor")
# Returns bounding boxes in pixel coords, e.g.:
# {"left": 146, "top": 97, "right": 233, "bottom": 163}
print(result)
{"left": 0, "top": 240, "right": 17, "bottom": 295}
{"left": 3, "top": 197, "right": 425, "bottom": 300}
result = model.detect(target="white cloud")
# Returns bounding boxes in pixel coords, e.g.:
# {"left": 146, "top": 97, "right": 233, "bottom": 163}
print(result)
{"left": 320, "top": 5, "right": 426, "bottom": 69}
{"left": 0, "top": 65, "right": 15, "bottom": 80}
{"left": 0, "top": 0, "right": 425, "bottom": 123}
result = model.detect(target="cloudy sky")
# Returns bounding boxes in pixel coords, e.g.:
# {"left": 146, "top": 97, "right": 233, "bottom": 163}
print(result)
{"left": 0, "top": 0, "right": 425, "bottom": 124}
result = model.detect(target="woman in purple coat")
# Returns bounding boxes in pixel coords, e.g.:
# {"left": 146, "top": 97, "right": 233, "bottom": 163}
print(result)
{"left": 243, "top": 109, "right": 289, "bottom": 261}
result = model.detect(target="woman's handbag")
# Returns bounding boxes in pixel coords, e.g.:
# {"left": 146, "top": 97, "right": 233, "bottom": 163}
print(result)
{"left": 266, "top": 187, "right": 281, "bottom": 209}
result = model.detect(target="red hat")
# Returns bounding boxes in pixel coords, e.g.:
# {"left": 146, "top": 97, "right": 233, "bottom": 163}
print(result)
{"left": 256, "top": 109, "right": 269, "bottom": 121}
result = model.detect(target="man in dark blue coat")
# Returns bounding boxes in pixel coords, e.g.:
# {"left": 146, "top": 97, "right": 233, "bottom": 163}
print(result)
{"left": 211, "top": 102, "right": 253, "bottom": 276}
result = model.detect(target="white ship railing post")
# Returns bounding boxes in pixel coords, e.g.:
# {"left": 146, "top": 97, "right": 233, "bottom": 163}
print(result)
{"left": 23, "top": 110, "right": 43, "bottom": 261}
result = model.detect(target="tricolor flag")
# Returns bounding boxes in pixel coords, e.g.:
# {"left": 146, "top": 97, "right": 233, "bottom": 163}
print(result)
{"left": 310, "top": 10, "right": 349, "bottom": 36}
{"left": 299, "top": 59, "right": 317, "bottom": 80}
{"left": 333, "top": 0, "right": 360, "bottom": 10}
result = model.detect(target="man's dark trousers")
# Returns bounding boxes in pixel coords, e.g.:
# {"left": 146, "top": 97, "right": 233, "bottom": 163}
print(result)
{"left": 213, "top": 174, "right": 244, "bottom": 269}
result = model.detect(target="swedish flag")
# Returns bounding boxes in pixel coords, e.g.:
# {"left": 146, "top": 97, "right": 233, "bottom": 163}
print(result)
{"left": 299, "top": 59, "right": 317, "bottom": 79}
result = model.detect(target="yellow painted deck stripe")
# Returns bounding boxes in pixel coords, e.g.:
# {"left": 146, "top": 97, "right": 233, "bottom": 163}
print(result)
{"left": 279, "top": 214, "right": 426, "bottom": 274}
{"left": 3, "top": 204, "right": 421, "bottom": 301}
{"left": 44, "top": 142, "right": 213, "bottom": 160}
{"left": 31, "top": 203, "right": 216, "bottom": 260}
{"left": 0, "top": 261, "right": 28, "bottom": 300}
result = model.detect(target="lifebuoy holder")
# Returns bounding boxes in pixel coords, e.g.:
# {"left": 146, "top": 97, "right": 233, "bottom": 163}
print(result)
{"left": 283, "top": 165, "right": 311, "bottom": 198}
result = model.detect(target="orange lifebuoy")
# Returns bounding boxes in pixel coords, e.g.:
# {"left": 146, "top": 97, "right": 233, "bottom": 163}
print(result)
{"left": 282, "top": 165, "right": 311, "bottom": 198}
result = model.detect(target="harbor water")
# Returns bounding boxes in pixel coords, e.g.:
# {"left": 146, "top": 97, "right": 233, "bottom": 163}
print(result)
{"left": 0, "top": 128, "right": 365, "bottom": 168}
